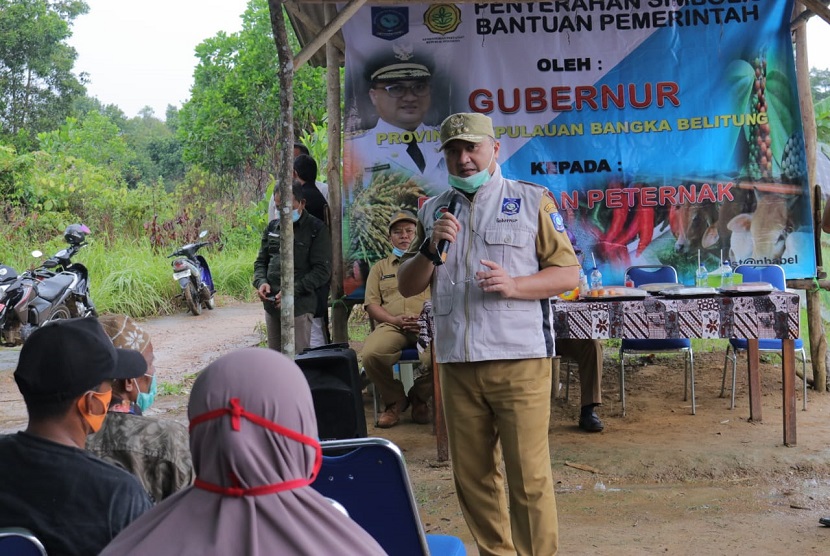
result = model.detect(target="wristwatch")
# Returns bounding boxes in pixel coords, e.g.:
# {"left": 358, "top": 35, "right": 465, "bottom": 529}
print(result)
{"left": 419, "top": 237, "right": 442, "bottom": 266}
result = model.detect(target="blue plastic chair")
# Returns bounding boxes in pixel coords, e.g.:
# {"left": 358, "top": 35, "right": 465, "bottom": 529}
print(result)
{"left": 313, "top": 437, "right": 467, "bottom": 556}
{"left": 620, "top": 265, "right": 695, "bottom": 415}
{"left": 0, "top": 528, "right": 47, "bottom": 556}
{"left": 719, "top": 264, "right": 808, "bottom": 410}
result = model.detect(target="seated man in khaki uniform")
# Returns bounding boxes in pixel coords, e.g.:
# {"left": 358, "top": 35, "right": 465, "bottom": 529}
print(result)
{"left": 557, "top": 228, "right": 605, "bottom": 432}
{"left": 361, "top": 210, "right": 432, "bottom": 428}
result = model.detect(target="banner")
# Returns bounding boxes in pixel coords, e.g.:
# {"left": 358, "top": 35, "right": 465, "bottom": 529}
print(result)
{"left": 341, "top": 1, "right": 815, "bottom": 289}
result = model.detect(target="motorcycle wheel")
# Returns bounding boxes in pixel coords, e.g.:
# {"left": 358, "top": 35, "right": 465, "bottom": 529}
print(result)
{"left": 46, "top": 304, "right": 72, "bottom": 322}
{"left": 184, "top": 283, "right": 202, "bottom": 316}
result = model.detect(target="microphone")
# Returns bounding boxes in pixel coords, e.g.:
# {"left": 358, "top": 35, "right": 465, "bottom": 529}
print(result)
{"left": 436, "top": 194, "right": 463, "bottom": 265}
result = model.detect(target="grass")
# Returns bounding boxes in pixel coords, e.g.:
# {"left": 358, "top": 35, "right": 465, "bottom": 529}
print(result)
{"left": 158, "top": 372, "right": 199, "bottom": 397}
{"left": 253, "top": 321, "right": 268, "bottom": 347}
{"left": 1, "top": 233, "right": 259, "bottom": 319}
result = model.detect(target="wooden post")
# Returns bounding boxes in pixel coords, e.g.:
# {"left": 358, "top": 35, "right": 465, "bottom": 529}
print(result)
{"left": 747, "top": 339, "right": 763, "bottom": 422}
{"left": 324, "top": 2, "right": 349, "bottom": 345}
{"left": 794, "top": 6, "right": 829, "bottom": 392}
{"left": 551, "top": 357, "right": 561, "bottom": 399}
{"left": 268, "top": 0, "right": 296, "bottom": 358}
{"left": 432, "top": 339, "right": 448, "bottom": 462}
{"left": 782, "top": 338, "right": 797, "bottom": 446}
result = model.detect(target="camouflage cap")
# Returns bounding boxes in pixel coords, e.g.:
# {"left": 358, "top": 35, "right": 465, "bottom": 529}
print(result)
{"left": 438, "top": 112, "right": 496, "bottom": 151}
{"left": 388, "top": 210, "right": 418, "bottom": 231}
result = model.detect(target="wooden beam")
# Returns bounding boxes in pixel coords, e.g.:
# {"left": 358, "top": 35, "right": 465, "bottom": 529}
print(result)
{"left": 294, "top": 0, "right": 366, "bottom": 70}
{"left": 794, "top": 0, "right": 830, "bottom": 28}
{"left": 786, "top": 279, "right": 830, "bottom": 290}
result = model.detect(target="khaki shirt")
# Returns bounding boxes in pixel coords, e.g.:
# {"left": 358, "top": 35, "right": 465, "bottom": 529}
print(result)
{"left": 364, "top": 254, "right": 431, "bottom": 317}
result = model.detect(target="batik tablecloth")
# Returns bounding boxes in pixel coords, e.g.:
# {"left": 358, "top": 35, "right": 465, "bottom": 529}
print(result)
{"left": 551, "top": 291, "right": 799, "bottom": 341}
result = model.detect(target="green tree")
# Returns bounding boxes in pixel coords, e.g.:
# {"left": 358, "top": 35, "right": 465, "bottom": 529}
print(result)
{"left": 178, "top": 0, "right": 327, "bottom": 200}
{"left": 72, "top": 95, "right": 129, "bottom": 130}
{"left": 122, "top": 108, "right": 184, "bottom": 186}
{"left": 810, "top": 67, "right": 830, "bottom": 104}
{"left": 0, "top": 0, "right": 89, "bottom": 152}
{"left": 37, "top": 110, "right": 134, "bottom": 170}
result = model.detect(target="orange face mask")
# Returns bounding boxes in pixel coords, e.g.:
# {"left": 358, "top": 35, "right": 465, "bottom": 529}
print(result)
{"left": 77, "top": 389, "right": 112, "bottom": 433}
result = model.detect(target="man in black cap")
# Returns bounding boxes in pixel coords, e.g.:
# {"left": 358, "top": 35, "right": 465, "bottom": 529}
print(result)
{"left": 0, "top": 317, "right": 153, "bottom": 555}
{"left": 348, "top": 49, "right": 448, "bottom": 195}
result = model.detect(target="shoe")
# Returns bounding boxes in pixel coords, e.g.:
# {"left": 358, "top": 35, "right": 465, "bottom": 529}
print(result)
{"left": 377, "top": 398, "right": 408, "bottom": 428}
{"left": 578, "top": 407, "right": 604, "bottom": 432}
{"left": 820, "top": 517, "right": 830, "bottom": 527}
{"left": 411, "top": 396, "right": 430, "bottom": 425}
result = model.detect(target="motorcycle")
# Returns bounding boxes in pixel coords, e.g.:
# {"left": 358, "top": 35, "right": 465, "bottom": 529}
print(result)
{"left": 0, "top": 224, "right": 98, "bottom": 346}
{"left": 0, "top": 263, "right": 21, "bottom": 343}
{"left": 168, "top": 230, "right": 215, "bottom": 316}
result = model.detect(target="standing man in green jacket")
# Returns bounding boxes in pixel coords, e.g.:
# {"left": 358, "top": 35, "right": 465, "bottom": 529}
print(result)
{"left": 254, "top": 181, "right": 332, "bottom": 354}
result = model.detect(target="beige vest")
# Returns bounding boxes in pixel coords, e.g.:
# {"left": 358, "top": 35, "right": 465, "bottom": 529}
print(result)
{"left": 419, "top": 165, "right": 553, "bottom": 363}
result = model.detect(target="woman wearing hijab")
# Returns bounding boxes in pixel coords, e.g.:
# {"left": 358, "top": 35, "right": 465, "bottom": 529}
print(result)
{"left": 101, "top": 348, "right": 386, "bottom": 556}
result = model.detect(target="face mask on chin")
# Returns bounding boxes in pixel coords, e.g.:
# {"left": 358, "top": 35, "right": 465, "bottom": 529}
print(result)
{"left": 78, "top": 389, "right": 112, "bottom": 433}
{"left": 135, "top": 374, "right": 157, "bottom": 412}
{"left": 448, "top": 149, "right": 495, "bottom": 194}
{"left": 291, "top": 209, "right": 301, "bottom": 223}
{"left": 392, "top": 246, "right": 405, "bottom": 258}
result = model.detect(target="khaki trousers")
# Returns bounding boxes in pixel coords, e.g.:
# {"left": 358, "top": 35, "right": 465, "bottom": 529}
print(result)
{"left": 361, "top": 323, "right": 432, "bottom": 406}
{"left": 264, "top": 311, "right": 313, "bottom": 354}
{"left": 441, "top": 358, "right": 558, "bottom": 556}
{"left": 554, "top": 338, "right": 603, "bottom": 406}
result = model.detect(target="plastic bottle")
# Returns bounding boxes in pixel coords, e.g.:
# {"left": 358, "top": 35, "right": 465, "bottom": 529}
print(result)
{"left": 624, "top": 273, "right": 634, "bottom": 288}
{"left": 720, "top": 260, "right": 733, "bottom": 287}
{"left": 578, "top": 268, "right": 589, "bottom": 296}
{"left": 589, "top": 266, "right": 603, "bottom": 291}
{"left": 695, "top": 263, "right": 709, "bottom": 288}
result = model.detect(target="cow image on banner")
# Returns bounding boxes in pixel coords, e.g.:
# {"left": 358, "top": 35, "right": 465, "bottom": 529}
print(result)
{"left": 340, "top": 1, "right": 816, "bottom": 285}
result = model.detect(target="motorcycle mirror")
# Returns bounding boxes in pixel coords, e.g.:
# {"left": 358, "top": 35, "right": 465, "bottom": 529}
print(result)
{"left": 198, "top": 230, "right": 208, "bottom": 239}
{"left": 31, "top": 250, "right": 43, "bottom": 258}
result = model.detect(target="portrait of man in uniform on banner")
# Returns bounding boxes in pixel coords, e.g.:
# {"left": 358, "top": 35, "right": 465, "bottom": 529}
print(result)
{"left": 342, "top": 42, "right": 454, "bottom": 289}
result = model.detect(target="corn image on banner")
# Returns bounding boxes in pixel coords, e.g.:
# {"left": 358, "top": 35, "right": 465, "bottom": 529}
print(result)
{"left": 340, "top": 0, "right": 816, "bottom": 286}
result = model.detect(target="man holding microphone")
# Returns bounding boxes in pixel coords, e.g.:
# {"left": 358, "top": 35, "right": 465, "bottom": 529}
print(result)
{"left": 398, "top": 112, "right": 579, "bottom": 555}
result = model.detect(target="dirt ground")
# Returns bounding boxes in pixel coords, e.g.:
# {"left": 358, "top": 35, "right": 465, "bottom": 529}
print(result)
{"left": 2, "top": 299, "right": 830, "bottom": 555}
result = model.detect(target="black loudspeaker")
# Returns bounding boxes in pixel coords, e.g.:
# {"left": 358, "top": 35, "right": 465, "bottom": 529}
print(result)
{"left": 295, "top": 343, "right": 367, "bottom": 440}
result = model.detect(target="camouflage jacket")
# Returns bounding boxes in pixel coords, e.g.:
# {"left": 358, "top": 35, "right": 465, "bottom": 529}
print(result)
{"left": 87, "top": 412, "right": 193, "bottom": 504}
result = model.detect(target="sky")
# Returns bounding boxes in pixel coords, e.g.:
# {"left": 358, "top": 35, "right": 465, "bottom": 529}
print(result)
{"left": 806, "top": 17, "right": 830, "bottom": 73}
{"left": 68, "top": 0, "right": 249, "bottom": 118}
{"left": 68, "top": 3, "right": 830, "bottom": 120}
